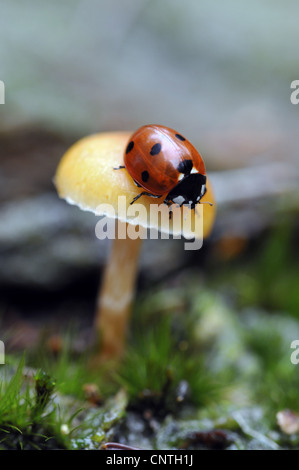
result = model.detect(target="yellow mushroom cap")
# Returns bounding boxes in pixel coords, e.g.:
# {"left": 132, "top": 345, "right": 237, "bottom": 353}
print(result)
{"left": 54, "top": 132, "right": 216, "bottom": 239}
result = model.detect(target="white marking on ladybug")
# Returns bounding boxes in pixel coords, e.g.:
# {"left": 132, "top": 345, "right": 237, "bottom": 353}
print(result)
{"left": 172, "top": 195, "right": 185, "bottom": 205}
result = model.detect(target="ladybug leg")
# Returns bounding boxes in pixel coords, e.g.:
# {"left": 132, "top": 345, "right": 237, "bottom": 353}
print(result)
{"left": 198, "top": 186, "right": 213, "bottom": 206}
{"left": 130, "top": 192, "right": 161, "bottom": 205}
{"left": 163, "top": 199, "right": 173, "bottom": 219}
{"left": 113, "top": 165, "right": 125, "bottom": 170}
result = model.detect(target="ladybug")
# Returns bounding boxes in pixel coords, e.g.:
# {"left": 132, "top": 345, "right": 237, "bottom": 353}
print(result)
{"left": 115, "top": 125, "right": 209, "bottom": 209}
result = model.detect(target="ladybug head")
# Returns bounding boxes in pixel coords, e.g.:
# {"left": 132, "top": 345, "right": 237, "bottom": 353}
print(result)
{"left": 164, "top": 173, "right": 207, "bottom": 209}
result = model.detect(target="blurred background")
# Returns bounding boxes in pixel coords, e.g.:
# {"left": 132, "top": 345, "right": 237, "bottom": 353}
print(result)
{"left": 0, "top": 0, "right": 298, "bottom": 355}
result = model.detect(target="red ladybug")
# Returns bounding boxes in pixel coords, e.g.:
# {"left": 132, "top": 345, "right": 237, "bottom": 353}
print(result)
{"left": 115, "top": 125, "right": 208, "bottom": 209}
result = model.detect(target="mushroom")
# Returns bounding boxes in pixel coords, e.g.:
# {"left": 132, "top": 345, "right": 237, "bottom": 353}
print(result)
{"left": 54, "top": 131, "right": 216, "bottom": 361}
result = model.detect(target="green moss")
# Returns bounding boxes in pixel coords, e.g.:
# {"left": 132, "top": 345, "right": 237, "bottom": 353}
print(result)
{"left": 0, "top": 357, "right": 65, "bottom": 449}
{"left": 1, "top": 215, "right": 299, "bottom": 449}
{"left": 27, "top": 333, "right": 118, "bottom": 401}
{"left": 241, "top": 312, "right": 299, "bottom": 417}
{"left": 117, "top": 316, "right": 220, "bottom": 414}
{"left": 0, "top": 355, "right": 129, "bottom": 450}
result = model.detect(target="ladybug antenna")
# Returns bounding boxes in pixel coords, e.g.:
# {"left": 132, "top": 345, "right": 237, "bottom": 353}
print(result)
{"left": 200, "top": 201, "right": 213, "bottom": 206}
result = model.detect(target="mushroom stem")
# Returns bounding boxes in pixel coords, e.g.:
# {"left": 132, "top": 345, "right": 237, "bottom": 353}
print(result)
{"left": 95, "top": 220, "right": 143, "bottom": 360}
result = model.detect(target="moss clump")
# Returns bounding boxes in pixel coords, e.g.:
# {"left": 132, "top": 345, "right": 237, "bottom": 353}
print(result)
{"left": 117, "top": 317, "right": 220, "bottom": 417}
{"left": 0, "top": 358, "right": 64, "bottom": 449}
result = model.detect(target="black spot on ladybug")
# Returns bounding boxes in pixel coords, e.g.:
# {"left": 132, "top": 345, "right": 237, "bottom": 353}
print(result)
{"left": 126, "top": 141, "right": 134, "bottom": 154}
{"left": 175, "top": 133, "right": 186, "bottom": 141}
{"left": 177, "top": 159, "right": 193, "bottom": 174}
{"left": 150, "top": 143, "right": 161, "bottom": 156}
{"left": 141, "top": 170, "right": 149, "bottom": 182}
